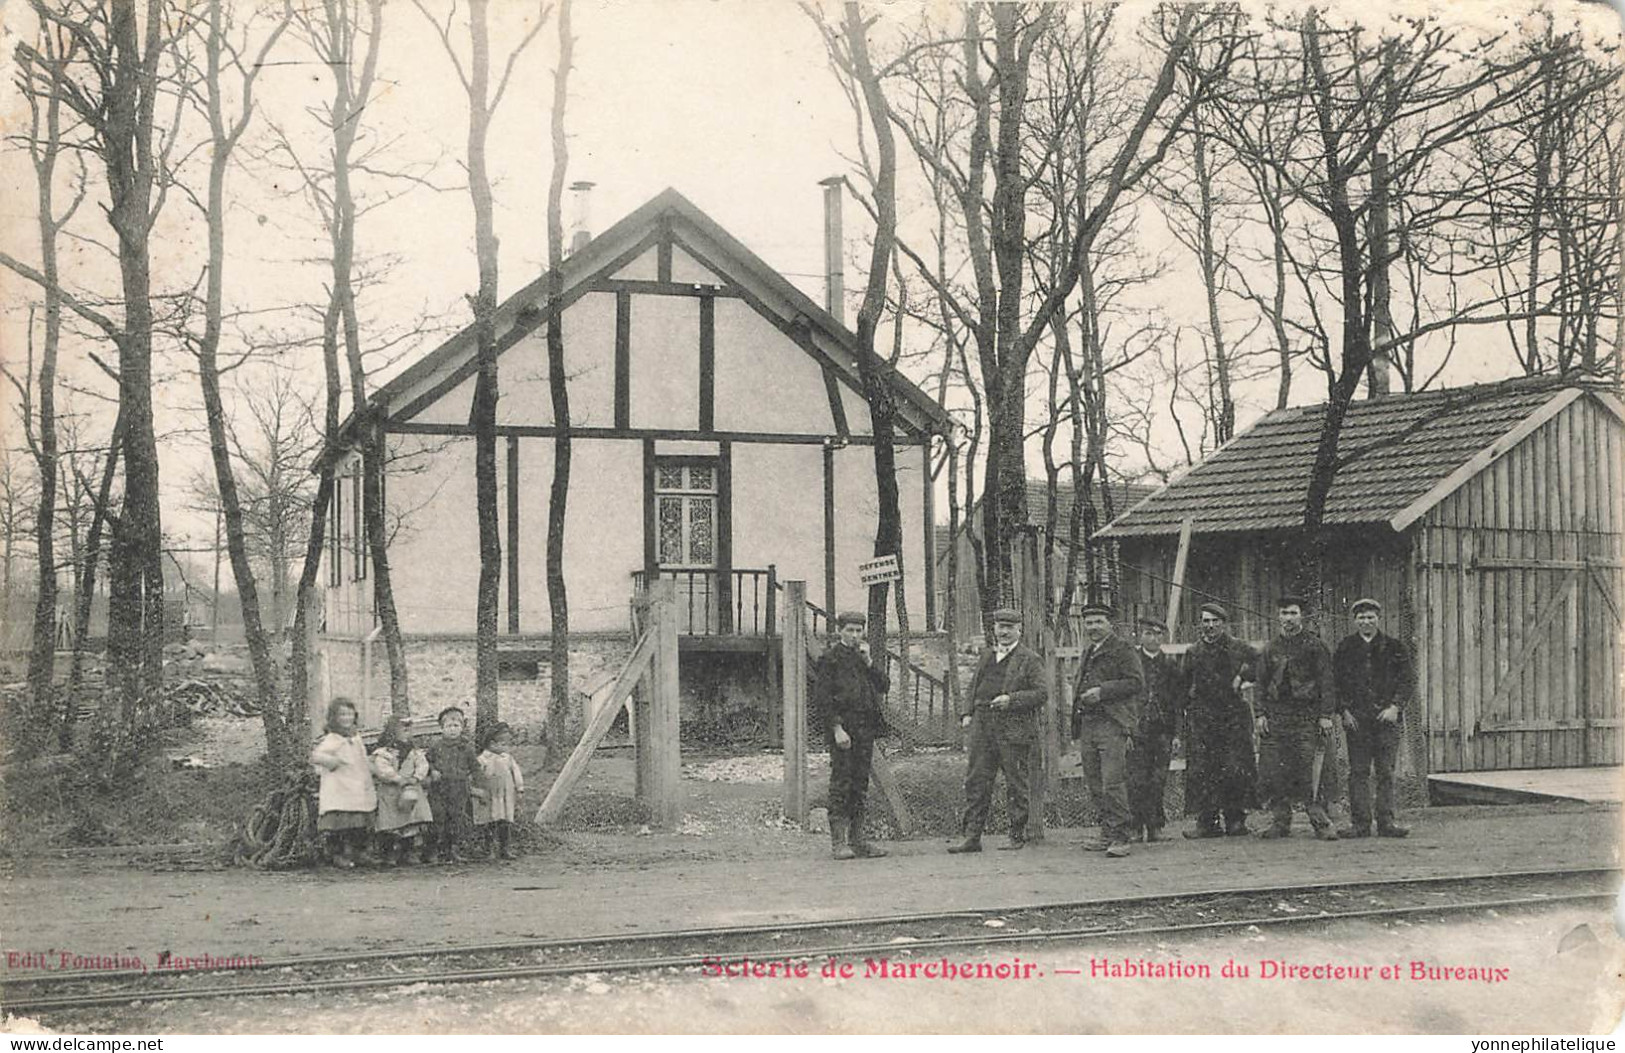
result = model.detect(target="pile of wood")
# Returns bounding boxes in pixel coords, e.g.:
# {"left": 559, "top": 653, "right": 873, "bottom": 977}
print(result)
{"left": 232, "top": 769, "right": 321, "bottom": 869}
{"left": 166, "top": 677, "right": 259, "bottom": 718}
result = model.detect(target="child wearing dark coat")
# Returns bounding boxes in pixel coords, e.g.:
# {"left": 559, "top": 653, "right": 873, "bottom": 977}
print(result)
{"left": 425, "top": 706, "right": 484, "bottom": 863}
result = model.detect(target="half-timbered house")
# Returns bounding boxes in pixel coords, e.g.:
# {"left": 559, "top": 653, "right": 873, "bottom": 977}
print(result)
{"left": 316, "top": 188, "right": 951, "bottom": 731}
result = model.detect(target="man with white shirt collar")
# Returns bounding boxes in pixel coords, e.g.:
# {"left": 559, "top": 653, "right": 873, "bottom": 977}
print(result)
{"left": 949, "top": 608, "right": 1048, "bottom": 854}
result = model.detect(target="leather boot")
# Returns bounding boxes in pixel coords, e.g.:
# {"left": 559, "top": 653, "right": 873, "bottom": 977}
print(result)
{"left": 947, "top": 833, "right": 983, "bottom": 854}
{"left": 830, "top": 818, "right": 857, "bottom": 861}
{"left": 850, "top": 808, "right": 888, "bottom": 858}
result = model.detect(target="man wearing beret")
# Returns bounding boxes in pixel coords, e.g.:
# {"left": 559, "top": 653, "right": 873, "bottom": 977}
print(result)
{"left": 949, "top": 608, "right": 1048, "bottom": 853}
{"left": 1128, "top": 616, "right": 1184, "bottom": 844}
{"left": 1070, "top": 604, "right": 1145, "bottom": 857}
{"left": 1255, "top": 595, "right": 1338, "bottom": 840}
{"left": 1182, "top": 601, "right": 1259, "bottom": 839}
{"left": 813, "top": 610, "right": 891, "bottom": 861}
{"left": 1334, "top": 599, "right": 1412, "bottom": 838}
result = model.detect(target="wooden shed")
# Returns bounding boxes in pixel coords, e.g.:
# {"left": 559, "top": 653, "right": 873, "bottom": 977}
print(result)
{"left": 1097, "top": 377, "right": 1624, "bottom": 776}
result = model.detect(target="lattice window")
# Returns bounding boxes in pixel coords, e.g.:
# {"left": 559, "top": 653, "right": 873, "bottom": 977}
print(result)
{"left": 653, "top": 460, "right": 718, "bottom": 569}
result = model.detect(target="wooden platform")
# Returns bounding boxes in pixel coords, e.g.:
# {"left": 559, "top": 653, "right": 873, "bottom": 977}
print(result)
{"left": 1427, "top": 766, "right": 1622, "bottom": 805}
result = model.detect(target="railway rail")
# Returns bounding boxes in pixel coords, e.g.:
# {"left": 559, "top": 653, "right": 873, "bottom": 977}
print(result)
{"left": 3, "top": 866, "right": 1615, "bottom": 1016}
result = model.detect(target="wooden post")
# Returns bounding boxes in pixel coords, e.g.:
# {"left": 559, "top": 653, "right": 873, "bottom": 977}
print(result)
{"left": 1167, "top": 517, "right": 1195, "bottom": 631}
{"left": 765, "top": 565, "right": 780, "bottom": 746}
{"left": 535, "top": 629, "right": 659, "bottom": 826}
{"left": 647, "top": 579, "right": 683, "bottom": 829}
{"left": 1029, "top": 623, "right": 1061, "bottom": 842}
{"left": 782, "top": 580, "right": 808, "bottom": 825}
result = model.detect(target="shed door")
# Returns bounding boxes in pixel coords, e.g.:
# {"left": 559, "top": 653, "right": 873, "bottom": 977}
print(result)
{"left": 1472, "top": 560, "right": 1622, "bottom": 769}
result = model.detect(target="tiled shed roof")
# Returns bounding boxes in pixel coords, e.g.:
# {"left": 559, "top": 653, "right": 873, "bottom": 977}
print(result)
{"left": 1097, "top": 378, "right": 1615, "bottom": 538}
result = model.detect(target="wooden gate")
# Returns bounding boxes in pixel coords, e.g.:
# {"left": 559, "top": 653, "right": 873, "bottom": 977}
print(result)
{"left": 1459, "top": 555, "right": 1623, "bottom": 770}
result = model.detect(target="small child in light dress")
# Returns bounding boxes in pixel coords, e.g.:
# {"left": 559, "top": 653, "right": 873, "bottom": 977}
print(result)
{"left": 369, "top": 716, "right": 435, "bottom": 865}
{"left": 310, "top": 697, "right": 377, "bottom": 869}
{"left": 474, "top": 721, "right": 524, "bottom": 860}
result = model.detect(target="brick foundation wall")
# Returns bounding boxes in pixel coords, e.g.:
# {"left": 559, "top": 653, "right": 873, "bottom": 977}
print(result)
{"left": 317, "top": 633, "right": 635, "bottom": 744}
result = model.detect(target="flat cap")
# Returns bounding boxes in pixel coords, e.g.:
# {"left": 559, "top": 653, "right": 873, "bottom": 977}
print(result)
{"left": 1277, "top": 594, "right": 1311, "bottom": 612}
{"left": 1198, "top": 602, "right": 1229, "bottom": 620}
{"left": 835, "top": 610, "right": 867, "bottom": 627}
{"left": 989, "top": 607, "right": 1022, "bottom": 625}
{"left": 1350, "top": 597, "right": 1382, "bottom": 615}
{"left": 1137, "top": 616, "right": 1168, "bottom": 632}
{"left": 1078, "top": 602, "right": 1115, "bottom": 619}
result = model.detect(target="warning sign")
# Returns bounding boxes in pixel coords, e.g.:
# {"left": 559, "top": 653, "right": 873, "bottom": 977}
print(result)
{"left": 857, "top": 554, "right": 902, "bottom": 586}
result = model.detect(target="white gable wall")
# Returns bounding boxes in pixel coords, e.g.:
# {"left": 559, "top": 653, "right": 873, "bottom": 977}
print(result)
{"left": 712, "top": 299, "right": 835, "bottom": 434}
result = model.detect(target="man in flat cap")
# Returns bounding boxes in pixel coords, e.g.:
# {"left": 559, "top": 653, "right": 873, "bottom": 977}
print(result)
{"left": 1127, "top": 616, "right": 1184, "bottom": 844}
{"left": 1182, "top": 601, "right": 1259, "bottom": 839}
{"left": 1070, "top": 603, "right": 1145, "bottom": 857}
{"left": 950, "top": 607, "right": 1048, "bottom": 853}
{"left": 813, "top": 610, "right": 891, "bottom": 860}
{"left": 1255, "top": 595, "right": 1338, "bottom": 840}
{"left": 1334, "top": 599, "right": 1412, "bottom": 838}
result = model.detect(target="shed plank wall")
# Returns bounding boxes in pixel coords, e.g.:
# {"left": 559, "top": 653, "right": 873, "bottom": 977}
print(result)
{"left": 1420, "top": 396, "right": 1623, "bottom": 772}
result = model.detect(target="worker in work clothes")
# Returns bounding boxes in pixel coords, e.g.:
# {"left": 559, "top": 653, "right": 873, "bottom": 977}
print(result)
{"left": 1127, "top": 616, "right": 1184, "bottom": 844}
{"left": 949, "top": 607, "right": 1048, "bottom": 853}
{"left": 1334, "top": 598, "right": 1412, "bottom": 838}
{"left": 1182, "top": 602, "right": 1259, "bottom": 839}
{"left": 812, "top": 610, "right": 891, "bottom": 861}
{"left": 1255, "top": 595, "right": 1338, "bottom": 840}
{"left": 1070, "top": 604, "right": 1145, "bottom": 858}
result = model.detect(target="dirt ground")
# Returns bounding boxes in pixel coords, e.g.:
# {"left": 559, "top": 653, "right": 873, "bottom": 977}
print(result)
{"left": 8, "top": 902, "right": 1622, "bottom": 1034}
{"left": 1, "top": 794, "right": 1617, "bottom": 967}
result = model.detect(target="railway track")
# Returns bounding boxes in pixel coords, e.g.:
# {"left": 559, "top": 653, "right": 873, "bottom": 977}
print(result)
{"left": 3, "top": 867, "right": 1615, "bottom": 1016}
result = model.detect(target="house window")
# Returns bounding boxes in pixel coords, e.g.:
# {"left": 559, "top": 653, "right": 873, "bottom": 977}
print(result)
{"left": 351, "top": 460, "right": 367, "bottom": 582}
{"left": 327, "top": 469, "right": 343, "bottom": 586}
{"left": 654, "top": 460, "right": 717, "bottom": 569}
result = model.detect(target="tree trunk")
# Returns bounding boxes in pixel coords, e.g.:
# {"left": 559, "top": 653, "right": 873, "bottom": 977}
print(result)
{"left": 101, "top": 0, "right": 169, "bottom": 767}
{"left": 196, "top": 0, "right": 295, "bottom": 766}
{"left": 544, "top": 0, "right": 576, "bottom": 758}
{"left": 22, "top": 32, "right": 65, "bottom": 759}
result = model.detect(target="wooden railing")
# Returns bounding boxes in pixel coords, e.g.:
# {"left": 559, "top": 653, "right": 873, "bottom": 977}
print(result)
{"left": 631, "top": 567, "right": 777, "bottom": 637}
{"left": 779, "top": 586, "right": 950, "bottom": 732}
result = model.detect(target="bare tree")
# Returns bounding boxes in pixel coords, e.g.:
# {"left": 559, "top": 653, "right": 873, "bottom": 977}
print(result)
{"left": 543, "top": 0, "right": 575, "bottom": 743}
{"left": 808, "top": 0, "right": 910, "bottom": 658}
{"left": 230, "top": 368, "right": 319, "bottom": 637}
{"left": 181, "top": 0, "right": 297, "bottom": 764}
{"left": 1208, "top": 9, "right": 1609, "bottom": 594}
{"left": 5, "top": 0, "right": 192, "bottom": 769}
{"left": 415, "top": 0, "right": 549, "bottom": 728}
{"left": 876, "top": 4, "right": 1231, "bottom": 614}
{"left": 3, "top": 21, "right": 92, "bottom": 757}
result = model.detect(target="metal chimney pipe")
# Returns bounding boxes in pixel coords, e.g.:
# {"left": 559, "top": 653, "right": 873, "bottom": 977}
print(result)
{"left": 1367, "top": 153, "right": 1393, "bottom": 398}
{"left": 819, "top": 176, "right": 845, "bottom": 326}
{"left": 569, "top": 180, "right": 595, "bottom": 256}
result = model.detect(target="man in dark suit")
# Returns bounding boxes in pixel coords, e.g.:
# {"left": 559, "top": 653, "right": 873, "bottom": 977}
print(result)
{"left": 1256, "top": 595, "right": 1338, "bottom": 841}
{"left": 949, "top": 608, "right": 1048, "bottom": 853}
{"left": 1071, "top": 603, "right": 1145, "bottom": 857}
{"left": 1335, "top": 598, "right": 1412, "bottom": 838}
{"left": 1182, "top": 602, "right": 1258, "bottom": 838}
{"left": 1127, "top": 616, "right": 1183, "bottom": 844}
{"left": 812, "top": 610, "right": 891, "bottom": 860}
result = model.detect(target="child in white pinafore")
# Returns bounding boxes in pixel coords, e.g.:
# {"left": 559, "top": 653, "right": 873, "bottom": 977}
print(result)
{"left": 310, "top": 698, "right": 377, "bottom": 869}
{"left": 369, "top": 715, "right": 434, "bottom": 865}
{"left": 474, "top": 721, "right": 524, "bottom": 860}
